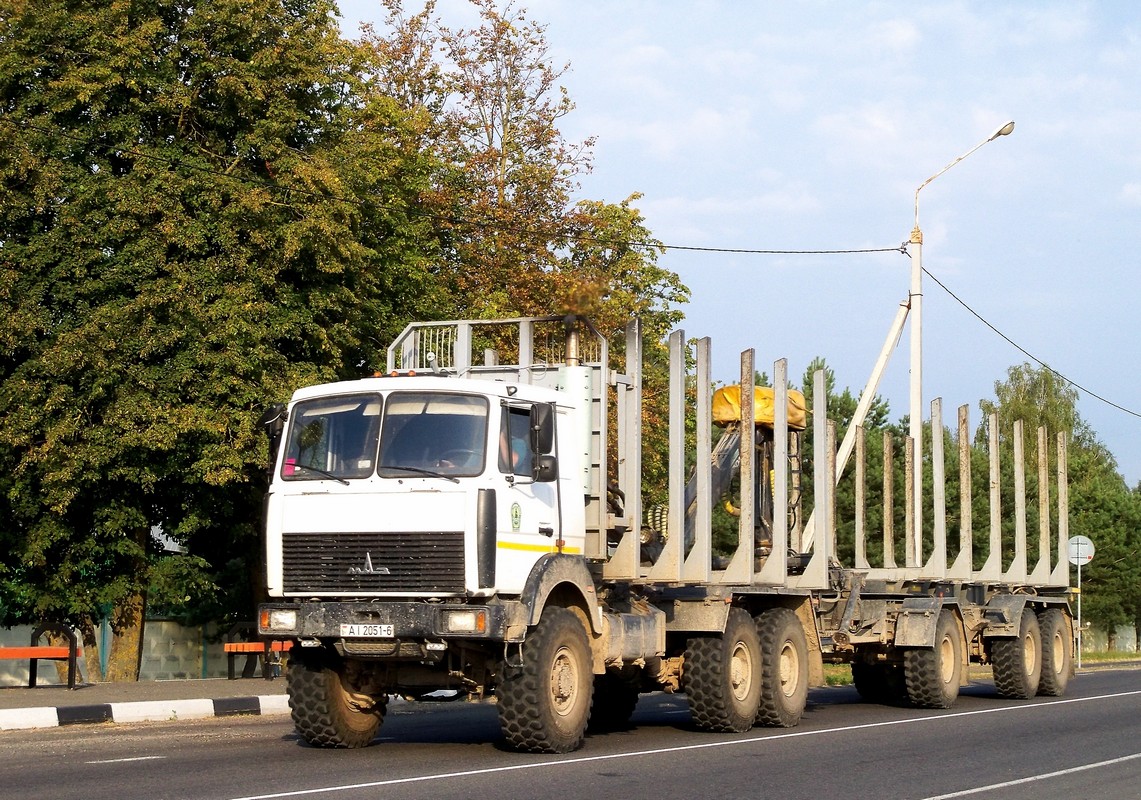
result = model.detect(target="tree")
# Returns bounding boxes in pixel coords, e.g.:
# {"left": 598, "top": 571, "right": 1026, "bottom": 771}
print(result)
{"left": 357, "top": 1, "right": 686, "bottom": 330}
{"left": 797, "top": 357, "right": 894, "bottom": 564}
{"left": 0, "top": 0, "right": 440, "bottom": 678}
{"left": 359, "top": 0, "right": 689, "bottom": 521}
{"left": 982, "top": 364, "right": 1141, "bottom": 634}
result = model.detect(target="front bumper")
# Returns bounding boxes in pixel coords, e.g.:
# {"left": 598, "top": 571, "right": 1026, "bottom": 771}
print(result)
{"left": 258, "top": 600, "right": 527, "bottom": 647}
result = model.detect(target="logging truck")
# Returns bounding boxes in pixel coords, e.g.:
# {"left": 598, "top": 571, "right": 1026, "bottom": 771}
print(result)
{"left": 257, "top": 315, "right": 1073, "bottom": 752}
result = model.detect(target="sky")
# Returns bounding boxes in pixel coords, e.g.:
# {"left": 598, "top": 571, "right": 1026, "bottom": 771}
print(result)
{"left": 338, "top": 1, "right": 1141, "bottom": 487}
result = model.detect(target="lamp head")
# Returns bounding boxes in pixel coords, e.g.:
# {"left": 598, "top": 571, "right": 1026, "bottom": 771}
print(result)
{"left": 989, "top": 120, "right": 1015, "bottom": 141}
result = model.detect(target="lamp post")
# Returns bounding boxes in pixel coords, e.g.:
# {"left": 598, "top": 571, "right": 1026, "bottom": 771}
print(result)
{"left": 909, "top": 120, "right": 1015, "bottom": 566}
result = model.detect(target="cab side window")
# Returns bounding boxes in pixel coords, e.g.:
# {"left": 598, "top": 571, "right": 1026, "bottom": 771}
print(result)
{"left": 499, "top": 407, "right": 533, "bottom": 477}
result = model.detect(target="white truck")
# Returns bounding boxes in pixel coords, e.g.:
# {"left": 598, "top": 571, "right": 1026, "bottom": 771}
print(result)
{"left": 257, "top": 315, "right": 1074, "bottom": 752}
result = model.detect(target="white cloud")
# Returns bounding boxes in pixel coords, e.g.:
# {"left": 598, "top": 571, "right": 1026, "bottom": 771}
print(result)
{"left": 866, "top": 18, "right": 921, "bottom": 51}
{"left": 588, "top": 105, "right": 756, "bottom": 161}
{"left": 1120, "top": 183, "right": 1141, "bottom": 206}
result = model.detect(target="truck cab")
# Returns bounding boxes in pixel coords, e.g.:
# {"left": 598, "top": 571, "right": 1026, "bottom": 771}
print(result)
{"left": 265, "top": 377, "right": 582, "bottom": 601}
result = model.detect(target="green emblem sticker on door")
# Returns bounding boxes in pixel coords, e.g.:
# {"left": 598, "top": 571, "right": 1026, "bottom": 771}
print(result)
{"left": 511, "top": 502, "right": 522, "bottom": 531}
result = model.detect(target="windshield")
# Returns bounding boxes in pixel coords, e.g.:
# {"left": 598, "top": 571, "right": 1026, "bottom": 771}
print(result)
{"left": 281, "top": 394, "right": 381, "bottom": 481}
{"left": 378, "top": 392, "right": 489, "bottom": 478}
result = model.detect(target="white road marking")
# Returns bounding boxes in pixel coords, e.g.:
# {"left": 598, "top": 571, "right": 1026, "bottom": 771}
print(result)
{"left": 918, "top": 752, "right": 1141, "bottom": 799}
{"left": 229, "top": 689, "right": 1141, "bottom": 800}
{"left": 86, "top": 756, "right": 168, "bottom": 765}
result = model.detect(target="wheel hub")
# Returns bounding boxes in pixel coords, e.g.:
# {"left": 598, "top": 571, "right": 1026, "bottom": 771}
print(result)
{"left": 730, "top": 641, "right": 754, "bottom": 701}
{"left": 779, "top": 641, "right": 800, "bottom": 697}
{"left": 551, "top": 646, "right": 578, "bottom": 716}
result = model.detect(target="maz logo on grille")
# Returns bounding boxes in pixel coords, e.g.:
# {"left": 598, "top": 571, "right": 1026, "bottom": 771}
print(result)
{"left": 347, "top": 552, "right": 391, "bottom": 576}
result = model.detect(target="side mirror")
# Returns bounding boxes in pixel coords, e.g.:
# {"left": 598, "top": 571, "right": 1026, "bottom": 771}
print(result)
{"left": 532, "top": 454, "right": 558, "bottom": 483}
{"left": 259, "top": 404, "right": 287, "bottom": 469}
{"left": 529, "top": 403, "right": 554, "bottom": 454}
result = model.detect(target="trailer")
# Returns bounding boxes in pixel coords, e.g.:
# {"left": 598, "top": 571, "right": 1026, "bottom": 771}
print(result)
{"left": 257, "top": 315, "right": 1073, "bottom": 752}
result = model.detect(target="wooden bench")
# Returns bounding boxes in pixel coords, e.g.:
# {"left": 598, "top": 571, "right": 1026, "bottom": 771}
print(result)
{"left": 0, "top": 624, "right": 82, "bottom": 689}
{"left": 223, "top": 639, "right": 291, "bottom": 680}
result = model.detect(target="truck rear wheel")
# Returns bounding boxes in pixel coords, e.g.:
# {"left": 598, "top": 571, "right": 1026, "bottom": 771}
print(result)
{"left": 992, "top": 609, "right": 1042, "bottom": 699}
{"left": 287, "top": 655, "right": 385, "bottom": 748}
{"left": 1036, "top": 608, "right": 1072, "bottom": 697}
{"left": 684, "top": 607, "right": 761, "bottom": 733}
{"left": 755, "top": 607, "right": 808, "bottom": 727}
{"left": 498, "top": 606, "right": 593, "bottom": 753}
{"left": 903, "top": 610, "right": 962, "bottom": 709}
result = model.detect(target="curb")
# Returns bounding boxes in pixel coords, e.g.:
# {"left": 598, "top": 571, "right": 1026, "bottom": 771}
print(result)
{"left": 0, "top": 695, "right": 290, "bottom": 731}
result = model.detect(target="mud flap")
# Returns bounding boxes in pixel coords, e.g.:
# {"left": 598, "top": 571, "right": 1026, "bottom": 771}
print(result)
{"left": 893, "top": 596, "right": 943, "bottom": 648}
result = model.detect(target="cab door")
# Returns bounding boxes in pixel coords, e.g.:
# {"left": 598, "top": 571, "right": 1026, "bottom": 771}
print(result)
{"left": 493, "top": 404, "right": 560, "bottom": 592}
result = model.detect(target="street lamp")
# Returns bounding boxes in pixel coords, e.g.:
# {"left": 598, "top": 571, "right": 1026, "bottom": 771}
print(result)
{"left": 908, "top": 120, "right": 1014, "bottom": 566}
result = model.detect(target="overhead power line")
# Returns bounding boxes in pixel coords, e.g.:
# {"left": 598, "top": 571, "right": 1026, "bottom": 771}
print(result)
{"left": 4, "top": 116, "right": 1136, "bottom": 420}
{"left": 919, "top": 262, "right": 1141, "bottom": 421}
{"left": 0, "top": 117, "right": 906, "bottom": 257}
{"left": 650, "top": 243, "right": 906, "bottom": 255}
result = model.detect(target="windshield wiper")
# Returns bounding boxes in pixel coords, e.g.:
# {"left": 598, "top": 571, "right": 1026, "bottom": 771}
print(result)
{"left": 379, "top": 465, "right": 459, "bottom": 483}
{"left": 290, "top": 464, "right": 350, "bottom": 485}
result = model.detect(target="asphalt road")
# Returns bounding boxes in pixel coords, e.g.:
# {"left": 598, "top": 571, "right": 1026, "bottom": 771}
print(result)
{"left": 3, "top": 670, "right": 1139, "bottom": 800}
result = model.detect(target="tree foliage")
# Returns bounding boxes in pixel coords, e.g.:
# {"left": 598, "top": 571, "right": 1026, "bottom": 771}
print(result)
{"left": 786, "top": 359, "right": 1141, "bottom": 634}
{"left": 0, "top": 0, "right": 441, "bottom": 677}
{"left": 0, "top": 0, "right": 691, "bottom": 680}
{"left": 358, "top": 0, "right": 687, "bottom": 510}
{"left": 357, "top": 0, "right": 687, "bottom": 332}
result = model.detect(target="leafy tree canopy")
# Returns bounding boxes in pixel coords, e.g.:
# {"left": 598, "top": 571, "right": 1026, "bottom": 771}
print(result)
{"left": 0, "top": 0, "right": 442, "bottom": 675}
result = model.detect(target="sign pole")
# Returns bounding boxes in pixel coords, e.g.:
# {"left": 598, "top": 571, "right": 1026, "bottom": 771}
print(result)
{"left": 1067, "top": 535, "right": 1094, "bottom": 671}
{"left": 1076, "top": 557, "right": 1082, "bottom": 670}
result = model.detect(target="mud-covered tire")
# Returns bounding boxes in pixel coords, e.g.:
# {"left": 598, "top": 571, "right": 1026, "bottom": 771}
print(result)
{"left": 992, "top": 610, "right": 1042, "bottom": 699}
{"left": 903, "top": 610, "right": 962, "bottom": 709}
{"left": 684, "top": 608, "right": 762, "bottom": 733}
{"left": 588, "top": 670, "right": 641, "bottom": 733}
{"left": 1036, "top": 608, "right": 1072, "bottom": 697}
{"left": 755, "top": 607, "right": 809, "bottom": 727}
{"left": 498, "top": 606, "right": 593, "bottom": 753}
{"left": 287, "top": 655, "right": 385, "bottom": 748}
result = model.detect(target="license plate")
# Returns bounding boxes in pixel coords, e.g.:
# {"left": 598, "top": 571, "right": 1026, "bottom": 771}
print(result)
{"left": 339, "top": 623, "right": 394, "bottom": 638}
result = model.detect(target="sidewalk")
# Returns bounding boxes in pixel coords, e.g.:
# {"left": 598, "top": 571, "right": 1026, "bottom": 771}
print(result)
{"left": 0, "top": 677, "right": 289, "bottom": 731}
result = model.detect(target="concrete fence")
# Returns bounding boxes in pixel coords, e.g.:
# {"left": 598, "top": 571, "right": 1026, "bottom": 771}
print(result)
{"left": 4, "top": 618, "right": 1136, "bottom": 687}
{"left": 0, "top": 620, "right": 234, "bottom": 687}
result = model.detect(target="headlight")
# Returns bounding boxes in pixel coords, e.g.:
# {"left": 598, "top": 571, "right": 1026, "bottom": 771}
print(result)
{"left": 261, "top": 608, "right": 297, "bottom": 632}
{"left": 443, "top": 609, "right": 487, "bottom": 634}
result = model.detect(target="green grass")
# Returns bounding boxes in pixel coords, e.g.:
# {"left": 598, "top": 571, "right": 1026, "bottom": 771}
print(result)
{"left": 823, "top": 664, "right": 853, "bottom": 686}
{"left": 1079, "top": 650, "right": 1140, "bottom": 662}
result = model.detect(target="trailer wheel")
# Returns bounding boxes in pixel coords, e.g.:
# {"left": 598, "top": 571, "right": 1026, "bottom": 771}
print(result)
{"left": 287, "top": 655, "right": 385, "bottom": 748}
{"left": 498, "top": 606, "right": 593, "bottom": 753}
{"left": 991, "top": 609, "right": 1042, "bottom": 699}
{"left": 1036, "top": 608, "right": 1072, "bottom": 697}
{"left": 683, "top": 608, "right": 761, "bottom": 733}
{"left": 755, "top": 607, "right": 809, "bottom": 727}
{"left": 903, "top": 610, "right": 962, "bottom": 709}
{"left": 588, "top": 670, "right": 641, "bottom": 732}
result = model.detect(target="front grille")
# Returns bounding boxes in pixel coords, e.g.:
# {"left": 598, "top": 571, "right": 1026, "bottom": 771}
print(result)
{"left": 338, "top": 640, "right": 426, "bottom": 658}
{"left": 283, "top": 531, "right": 465, "bottom": 593}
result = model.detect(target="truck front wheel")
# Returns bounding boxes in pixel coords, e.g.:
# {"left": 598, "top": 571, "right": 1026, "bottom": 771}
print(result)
{"left": 498, "top": 606, "right": 593, "bottom": 753}
{"left": 287, "top": 654, "right": 386, "bottom": 748}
